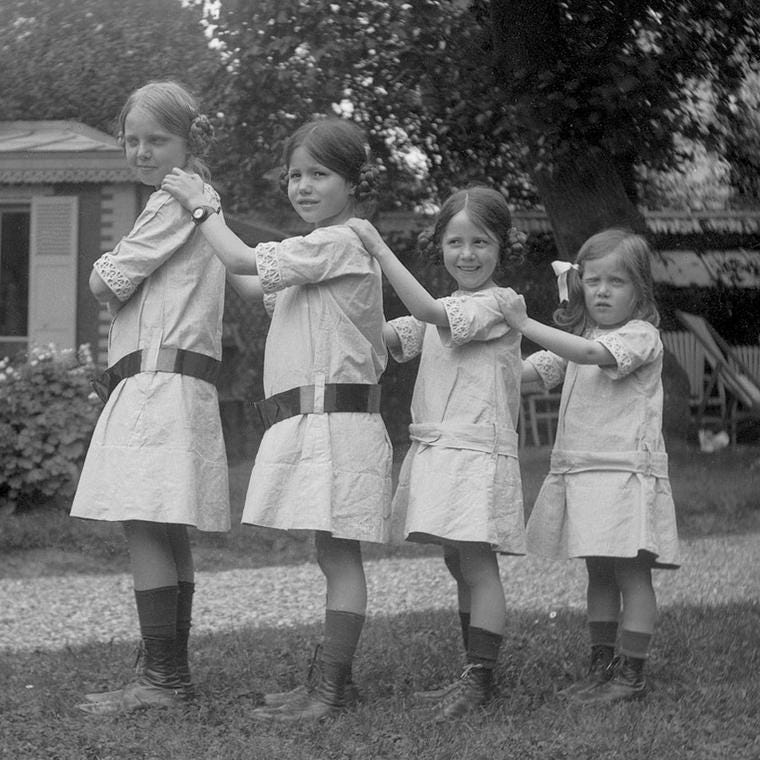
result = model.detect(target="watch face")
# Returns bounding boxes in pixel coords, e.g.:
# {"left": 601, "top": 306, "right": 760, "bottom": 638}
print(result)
{"left": 193, "top": 208, "right": 205, "bottom": 220}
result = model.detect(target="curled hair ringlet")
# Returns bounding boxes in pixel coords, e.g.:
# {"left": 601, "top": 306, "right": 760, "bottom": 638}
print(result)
{"left": 278, "top": 167, "right": 290, "bottom": 197}
{"left": 187, "top": 113, "right": 214, "bottom": 158}
{"left": 419, "top": 186, "right": 526, "bottom": 275}
{"left": 416, "top": 224, "right": 439, "bottom": 265}
{"left": 116, "top": 80, "right": 213, "bottom": 180}
{"left": 355, "top": 161, "right": 379, "bottom": 204}
{"left": 278, "top": 117, "right": 379, "bottom": 214}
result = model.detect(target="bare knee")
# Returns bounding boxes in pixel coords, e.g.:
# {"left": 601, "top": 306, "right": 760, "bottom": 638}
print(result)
{"left": 458, "top": 544, "right": 499, "bottom": 588}
{"left": 443, "top": 546, "right": 465, "bottom": 584}
{"left": 315, "top": 533, "right": 362, "bottom": 576}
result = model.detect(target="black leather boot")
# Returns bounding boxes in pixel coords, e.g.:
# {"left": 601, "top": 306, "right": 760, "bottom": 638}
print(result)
{"left": 575, "top": 654, "right": 647, "bottom": 703}
{"left": 413, "top": 681, "right": 461, "bottom": 703}
{"left": 261, "top": 644, "right": 360, "bottom": 709}
{"left": 431, "top": 664, "right": 494, "bottom": 722}
{"left": 174, "top": 627, "right": 195, "bottom": 699}
{"left": 78, "top": 637, "right": 183, "bottom": 714}
{"left": 254, "top": 658, "right": 352, "bottom": 722}
{"left": 560, "top": 644, "right": 615, "bottom": 699}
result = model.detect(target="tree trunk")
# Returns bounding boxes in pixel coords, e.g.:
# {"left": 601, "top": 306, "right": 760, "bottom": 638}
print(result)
{"left": 532, "top": 151, "right": 647, "bottom": 259}
{"left": 490, "top": 0, "right": 646, "bottom": 259}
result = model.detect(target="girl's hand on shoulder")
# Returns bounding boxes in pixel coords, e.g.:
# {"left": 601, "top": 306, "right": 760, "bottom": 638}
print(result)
{"left": 494, "top": 287, "right": 528, "bottom": 330}
{"left": 344, "top": 218, "right": 388, "bottom": 259}
{"left": 160, "top": 168, "right": 206, "bottom": 211}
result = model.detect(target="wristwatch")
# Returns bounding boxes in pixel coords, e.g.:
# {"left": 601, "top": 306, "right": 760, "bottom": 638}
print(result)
{"left": 191, "top": 205, "right": 218, "bottom": 225}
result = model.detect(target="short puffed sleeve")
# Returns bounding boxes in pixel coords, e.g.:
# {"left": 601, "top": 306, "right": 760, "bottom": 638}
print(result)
{"left": 437, "top": 290, "right": 511, "bottom": 347}
{"left": 525, "top": 350, "right": 567, "bottom": 390}
{"left": 254, "top": 225, "right": 373, "bottom": 293}
{"left": 93, "top": 187, "right": 213, "bottom": 302}
{"left": 387, "top": 316, "right": 426, "bottom": 363}
{"left": 596, "top": 320, "right": 661, "bottom": 379}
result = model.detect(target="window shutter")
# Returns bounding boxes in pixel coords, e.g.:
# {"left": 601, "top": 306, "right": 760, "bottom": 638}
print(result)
{"left": 29, "top": 196, "right": 78, "bottom": 350}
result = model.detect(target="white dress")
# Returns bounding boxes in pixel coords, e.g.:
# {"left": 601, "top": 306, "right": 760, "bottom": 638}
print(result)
{"left": 389, "top": 288, "right": 526, "bottom": 553}
{"left": 70, "top": 187, "right": 230, "bottom": 532}
{"left": 525, "top": 320, "right": 680, "bottom": 567}
{"left": 241, "top": 225, "right": 392, "bottom": 543}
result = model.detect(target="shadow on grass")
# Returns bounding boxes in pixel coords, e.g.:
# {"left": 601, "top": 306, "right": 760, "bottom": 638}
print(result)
{"left": 2, "top": 604, "right": 759, "bottom": 760}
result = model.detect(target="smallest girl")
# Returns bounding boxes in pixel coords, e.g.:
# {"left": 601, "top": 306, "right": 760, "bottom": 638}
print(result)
{"left": 496, "top": 228, "right": 680, "bottom": 703}
{"left": 348, "top": 187, "right": 527, "bottom": 721}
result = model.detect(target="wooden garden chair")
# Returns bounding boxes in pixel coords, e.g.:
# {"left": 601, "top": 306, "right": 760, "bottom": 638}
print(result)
{"left": 660, "top": 329, "right": 727, "bottom": 428}
{"left": 675, "top": 310, "right": 760, "bottom": 445}
{"left": 520, "top": 375, "right": 561, "bottom": 447}
{"left": 660, "top": 331, "right": 709, "bottom": 410}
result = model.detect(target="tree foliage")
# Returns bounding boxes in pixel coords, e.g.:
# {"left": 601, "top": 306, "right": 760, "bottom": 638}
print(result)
{"left": 1, "top": 0, "right": 758, "bottom": 221}
{"left": 209, "top": 0, "right": 760, "bottom": 223}
{"left": 0, "top": 0, "right": 217, "bottom": 135}
{"left": 206, "top": 0, "right": 536, "bottom": 215}
{"left": 492, "top": 1, "right": 760, "bottom": 177}
{"left": 723, "top": 67, "right": 760, "bottom": 205}
{"left": 488, "top": 0, "right": 760, "bottom": 254}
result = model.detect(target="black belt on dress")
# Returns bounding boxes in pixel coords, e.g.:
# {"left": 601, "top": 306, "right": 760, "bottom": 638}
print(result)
{"left": 254, "top": 383, "right": 382, "bottom": 431}
{"left": 91, "top": 348, "right": 221, "bottom": 403}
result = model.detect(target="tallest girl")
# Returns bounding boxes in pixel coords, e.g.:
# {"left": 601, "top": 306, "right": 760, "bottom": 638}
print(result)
{"left": 163, "top": 117, "right": 392, "bottom": 722}
{"left": 72, "top": 81, "right": 229, "bottom": 714}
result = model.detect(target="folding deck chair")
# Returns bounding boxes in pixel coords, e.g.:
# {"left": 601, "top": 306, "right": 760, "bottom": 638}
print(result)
{"left": 675, "top": 310, "right": 760, "bottom": 445}
{"left": 660, "top": 331, "right": 710, "bottom": 411}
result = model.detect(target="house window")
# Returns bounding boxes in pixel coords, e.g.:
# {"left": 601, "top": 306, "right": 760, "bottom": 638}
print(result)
{"left": 0, "top": 206, "right": 30, "bottom": 360}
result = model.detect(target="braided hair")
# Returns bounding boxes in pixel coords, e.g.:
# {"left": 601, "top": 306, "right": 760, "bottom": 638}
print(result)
{"left": 116, "top": 80, "right": 215, "bottom": 181}
{"left": 418, "top": 187, "right": 526, "bottom": 276}
{"left": 279, "top": 118, "right": 378, "bottom": 214}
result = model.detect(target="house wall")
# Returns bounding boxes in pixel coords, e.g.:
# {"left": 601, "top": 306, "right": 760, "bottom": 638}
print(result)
{"left": 61, "top": 184, "right": 103, "bottom": 358}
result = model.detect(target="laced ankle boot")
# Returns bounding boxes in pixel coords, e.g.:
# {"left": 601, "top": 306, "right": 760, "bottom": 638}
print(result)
{"left": 78, "top": 586, "right": 182, "bottom": 715}
{"left": 575, "top": 654, "right": 647, "bottom": 703}
{"left": 261, "top": 644, "right": 360, "bottom": 709}
{"left": 431, "top": 664, "right": 494, "bottom": 722}
{"left": 78, "top": 636, "right": 183, "bottom": 714}
{"left": 560, "top": 644, "right": 615, "bottom": 699}
{"left": 259, "top": 658, "right": 352, "bottom": 723}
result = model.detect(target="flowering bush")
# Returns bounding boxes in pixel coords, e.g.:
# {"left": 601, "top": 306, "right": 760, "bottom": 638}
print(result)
{"left": 0, "top": 344, "right": 102, "bottom": 513}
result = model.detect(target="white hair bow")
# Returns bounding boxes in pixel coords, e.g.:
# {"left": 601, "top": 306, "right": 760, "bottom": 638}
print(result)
{"left": 551, "top": 260, "right": 579, "bottom": 303}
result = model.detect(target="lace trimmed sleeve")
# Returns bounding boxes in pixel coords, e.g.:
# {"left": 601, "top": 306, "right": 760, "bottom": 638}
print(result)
{"left": 525, "top": 350, "right": 566, "bottom": 390}
{"left": 262, "top": 292, "right": 278, "bottom": 318}
{"left": 388, "top": 316, "right": 425, "bottom": 362}
{"left": 438, "top": 290, "right": 510, "bottom": 346}
{"left": 440, "top": 296, "right": 469, "bottom": 345}
{"left": 596, "top": 321, "right": 660, "bottom": 379}
{"left": 255, "top": 241, "right": 283, "bottom": 293}
{"left": 93, "top": 252, "right": 136, "bottom": 302}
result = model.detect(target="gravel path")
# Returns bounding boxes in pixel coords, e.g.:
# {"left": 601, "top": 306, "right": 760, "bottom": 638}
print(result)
{"left": 1, "top": 534, "right": 758, "bottom": 652}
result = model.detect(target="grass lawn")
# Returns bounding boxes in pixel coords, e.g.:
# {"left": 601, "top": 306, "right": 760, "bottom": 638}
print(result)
{"left": 1, "top": 440, "right": 759, "bottom": 759}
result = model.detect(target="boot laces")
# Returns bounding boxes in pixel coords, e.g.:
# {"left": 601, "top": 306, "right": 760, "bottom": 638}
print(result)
{"left": 305, "top": 643, "right": 323, "bottom": 692}
{"left": 132, "top": 642, "right": 145, "bottom": 673}
{"left": 609, "top": 655, "right": 642, "bottom": 685}
{"left": 459, "top": 663, "right": 486, "bottom": 681}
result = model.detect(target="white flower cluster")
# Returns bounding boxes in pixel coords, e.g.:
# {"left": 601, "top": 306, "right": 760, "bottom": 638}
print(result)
{"left": 0, "top": 343, "right": 95, "bottom": 387}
